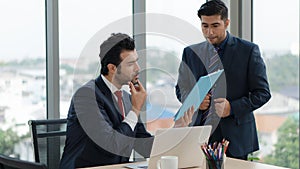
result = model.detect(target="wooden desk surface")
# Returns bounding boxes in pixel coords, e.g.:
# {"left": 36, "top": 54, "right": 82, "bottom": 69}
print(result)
{"left": 79, "top": 157, "right": 289, "bottom": 169}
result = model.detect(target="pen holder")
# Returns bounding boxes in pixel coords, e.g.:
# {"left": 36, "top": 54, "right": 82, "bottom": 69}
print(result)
{"left": 206, "top": 158, "right": 224, "bottom": 169}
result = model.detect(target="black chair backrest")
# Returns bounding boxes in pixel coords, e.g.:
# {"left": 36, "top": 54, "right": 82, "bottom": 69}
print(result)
{"left": 28, "top": 119, "right": 67, "bottom": 169}
{"left": 0, "top": 154, "right": 47, "bottom": 169}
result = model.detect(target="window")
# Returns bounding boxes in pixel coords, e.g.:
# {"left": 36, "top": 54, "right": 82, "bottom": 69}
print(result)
{"left": 253, "top": 0, "right": 299, "bottom": 168}
{"left": 0, "top": 0, "right": 46, "bottom": 161}
{"left": 146, "top": 0, "right": 206, "bottom": 132}
{"left": 59, "top": 0, "right": 132, "bottom": 118}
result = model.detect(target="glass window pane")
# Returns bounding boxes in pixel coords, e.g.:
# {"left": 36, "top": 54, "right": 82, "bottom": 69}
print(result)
{"left": 59, "top": 0, "right": 132, "bottom": 118}
{"left": 146, "top": 0, "right": 206, "bottom": 132}
{"left": 0, "top": 0, "right": 46, "bottom": 161}
{"left": 253, "top": 0, "right": 299, "bottom": 168}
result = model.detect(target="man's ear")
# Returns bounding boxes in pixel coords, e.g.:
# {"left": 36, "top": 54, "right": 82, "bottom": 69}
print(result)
{"left": 107, "top": 63, "right": 116, "bottom": 73}
{"left": 225, "top": 18, "right": 230, "bottom": 28}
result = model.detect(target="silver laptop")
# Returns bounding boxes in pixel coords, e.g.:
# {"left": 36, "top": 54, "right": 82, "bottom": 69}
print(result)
{"left": 126, "top": 125, "right": 211, "bottom": 169}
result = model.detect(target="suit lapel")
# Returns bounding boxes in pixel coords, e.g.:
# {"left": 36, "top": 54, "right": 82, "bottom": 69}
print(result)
{"left": 95, "top": 76, "right": 114, "bottom": 101}
{"left": 191, "top": 42, "right": 216, "bottom": 73}
{"left": 95, "top": 76, "right": 123, "bottom": 121}
{"left": 221, "top": 34, "right": 235, "bottom": 71}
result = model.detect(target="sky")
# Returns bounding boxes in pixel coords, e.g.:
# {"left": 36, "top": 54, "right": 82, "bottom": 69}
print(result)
{"left": 253, "top": 0, "right": 299, "bottom": 53}
{"left": 0, "top": 0, "right": 299, "bottom": 60}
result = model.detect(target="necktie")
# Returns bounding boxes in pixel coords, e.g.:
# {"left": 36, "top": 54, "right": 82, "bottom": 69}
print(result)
{"left": 114, "top": 90, "right": 125, "bottom": 120}
{"left": 200, "top": 48, "right": 221, "bottom": 125}
{"left": 208, "top": 47, "right": 220, "bottom": 73}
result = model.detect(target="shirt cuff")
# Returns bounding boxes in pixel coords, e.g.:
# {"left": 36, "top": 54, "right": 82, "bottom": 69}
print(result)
{"left": 123, "top": 110, "right": 138, "bottom": 131}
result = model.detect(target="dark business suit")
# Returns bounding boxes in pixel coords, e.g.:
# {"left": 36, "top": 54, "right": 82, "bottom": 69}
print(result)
{"left": 176, "top": 33, "right": 271, "bottom": 157}
{"left": 59, "top": 76, "right": 153, "bottom": 169}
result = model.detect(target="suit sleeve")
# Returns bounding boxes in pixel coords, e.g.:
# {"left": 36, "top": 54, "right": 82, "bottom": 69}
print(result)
{"left": 73, "top": 85, "right": 152, "bottom": 158}
{"left": 230, "top": 45, "right": 271, "bottom": 119}
{"left": 133, "top": 122, "right": 154, "bottom": 158}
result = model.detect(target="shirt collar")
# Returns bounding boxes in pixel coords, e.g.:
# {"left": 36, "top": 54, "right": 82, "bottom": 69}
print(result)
{"left": 101, "top": 74, "right": 120, "bottom": 95}
{"left": 215, "top": 31, "right": 229, "bottom": 50}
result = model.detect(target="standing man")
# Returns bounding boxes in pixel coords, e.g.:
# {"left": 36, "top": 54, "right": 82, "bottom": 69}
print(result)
{"left": 175, "top": 0, "right": 271, "bottom": 160}
{"left": 60, "top": 33, "right": 194, "bottom": 169}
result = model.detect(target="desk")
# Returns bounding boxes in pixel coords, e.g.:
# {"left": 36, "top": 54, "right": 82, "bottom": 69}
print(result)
{"left": 80, "top": 158, "right": 289, "bottom": 169}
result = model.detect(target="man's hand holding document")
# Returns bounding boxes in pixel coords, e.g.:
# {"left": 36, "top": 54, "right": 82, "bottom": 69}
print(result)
{"left": 174, "top": 69, "right": 224, "bottom": 121}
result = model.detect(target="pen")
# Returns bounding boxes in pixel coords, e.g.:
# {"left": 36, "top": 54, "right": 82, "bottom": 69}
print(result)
{"left": 218, "top": 147, "right": 222, "bottom": 160}
{"left": 224, "top": 141, "right": 229, "bottom": 154}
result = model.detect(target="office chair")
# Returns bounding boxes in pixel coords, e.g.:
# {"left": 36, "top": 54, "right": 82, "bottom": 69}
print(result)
{"left": 28, "top": 119, "right": 67, "bottom": 169}
{"left": 0, "top": 154, "right": 47, "bottom": 169}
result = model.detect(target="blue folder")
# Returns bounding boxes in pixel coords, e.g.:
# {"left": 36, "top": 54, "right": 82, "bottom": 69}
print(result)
{"left": 174, "top": 69, "right": 224, "bottom": 121}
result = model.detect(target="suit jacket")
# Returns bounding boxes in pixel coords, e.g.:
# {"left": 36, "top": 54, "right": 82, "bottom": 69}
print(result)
{"left": 176, "top": 33, "right": 271, "bottom": 157}
{"left": 59, "top": 76, "right": 153, "bottom": 169}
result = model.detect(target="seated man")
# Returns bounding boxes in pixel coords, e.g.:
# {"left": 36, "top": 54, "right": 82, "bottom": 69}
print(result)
{"left": 59, "top": 33, "right": 194, "bottom": 169}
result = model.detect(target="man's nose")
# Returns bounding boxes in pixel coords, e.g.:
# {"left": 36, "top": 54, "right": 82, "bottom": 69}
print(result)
{"left": 208, "top": 27, "right": 214, "bottom": 34}
{"left": 135, "top": 63, "right": 140, "bottom": 72}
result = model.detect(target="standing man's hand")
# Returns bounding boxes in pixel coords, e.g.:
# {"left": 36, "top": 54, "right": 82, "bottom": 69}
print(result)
{"left": 199, "top": 93, "right": 211, "bottom": 110}
{"left": 174, "top": 106, "right": 195, "bottom": 127}
{"left": 129, "top": 80, "right": 146, "bottom": 116}
{"left": 214, "top": 98, "right": 231, "bottom": 118}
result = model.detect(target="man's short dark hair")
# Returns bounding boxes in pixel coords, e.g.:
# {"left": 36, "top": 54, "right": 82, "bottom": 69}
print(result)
{"left": 197, "top": 0, "right": 228, "bottom": 21}
{"left": 99, "top": 33, "right": 135, "bottom": 75}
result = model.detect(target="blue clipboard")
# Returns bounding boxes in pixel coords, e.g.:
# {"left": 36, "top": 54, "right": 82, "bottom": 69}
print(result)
{"left": 174, "top": 69, "right": 224, "bottom": 121}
